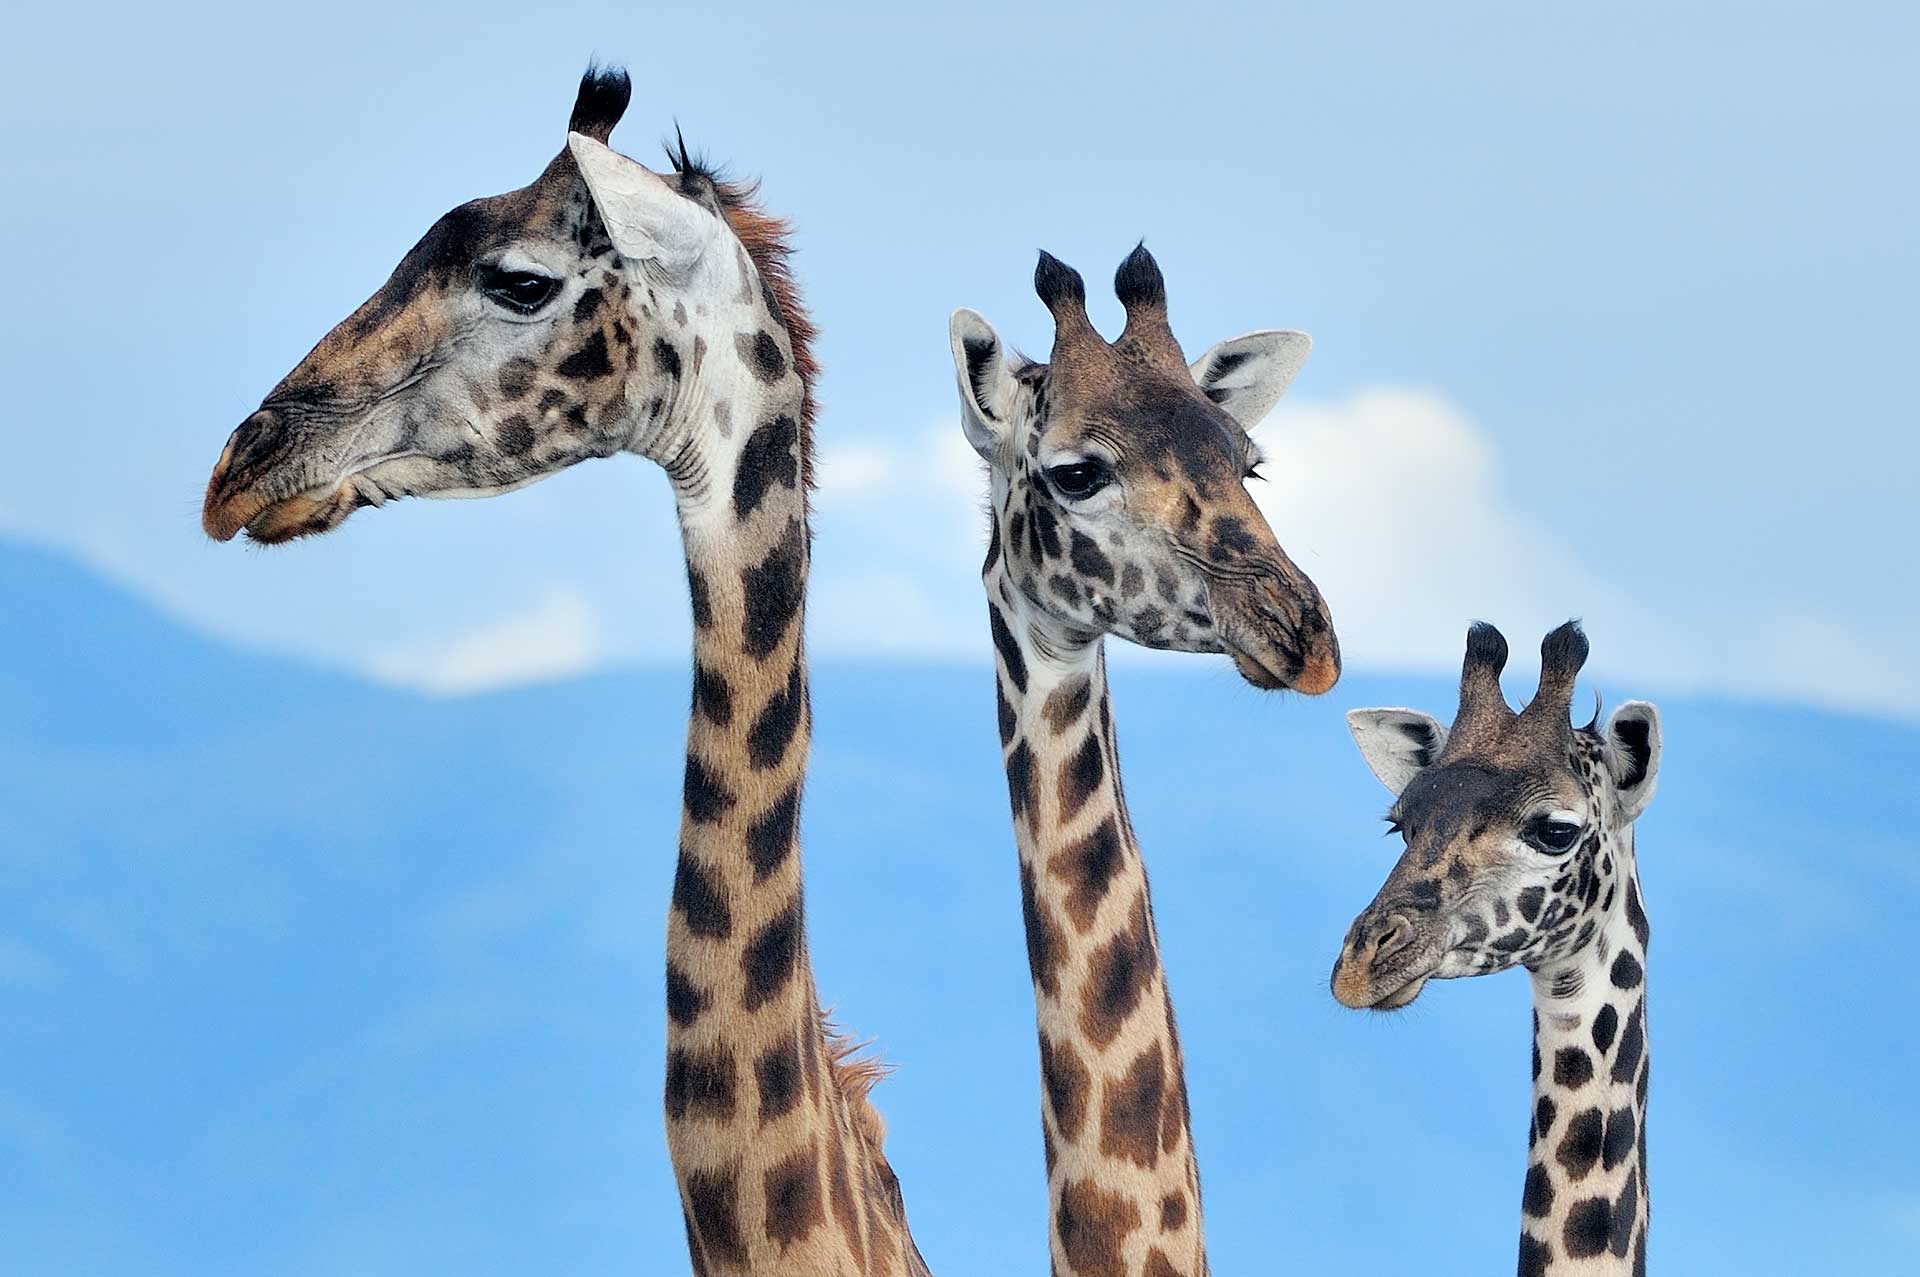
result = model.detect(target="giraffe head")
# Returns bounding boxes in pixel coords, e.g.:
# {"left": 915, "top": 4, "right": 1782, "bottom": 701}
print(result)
{"left": 203, "top": 65, "right": 809, "bottom": 544}
{"left": 949, "top": 246, "right": 1339, "bottom": 693}
{"left": 1330, "top": 622, "right": 1661, "bottom": 1010}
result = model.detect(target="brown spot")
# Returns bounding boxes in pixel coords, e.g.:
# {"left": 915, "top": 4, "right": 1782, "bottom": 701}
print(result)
{"left": 1056, "top": 1177, "right": 1142, "bottom": 1275}
{"left": 1159, "top": 1191, "right": 1187, "bottom": 1232}
{"left": 741, "top": 897, "right": 803, "bottom": 1012}
{"left": 497, "top": 357, "right": 536, "bottom": 399}
{"left": 762, "top": 1144, "right": 825, "bottom": 1248}
{"left": 665, "top": 1046, "right": 737, "bottom": 1122}
{"left": 496, "top": 415, "right": 534, "bottom": 456}
{"left": 682, "top": 1208, "right": 709, "bottom": 1277}
{"left": 692, "top": 662, "right": 733, "bottom": 726}
{"left": 1055, "top": 731, "right": 1105, "bottom": 823}
{"left": 684, "top": 1165, "right": 747, "bottom": 1268}
{"left": 1020, "top": 860, "right": 1065, "bottom": 998}
{"left": 1144, "top": 1249, "right": 1187, "bottom": 1277}
{"left": 1044, "top": 675, "right": 1092, "bottom": 733}
{"left": 1038, "top": 1033, "right": 1091, "bottom": 1140}
{"left": 1080, "top": 894, "right": 1155, "bottom": 1047}
{"left": 1049, "top": 817, "right": 1126, "bottom": 932}
{"left": 737, "top": 329, "right": 787, "bottom": 382}
{"left": 1100, "top": 1041, "right": 1166, "bottom": 1168}
{"left": 756, "top": 1030, "right": 803, "bottom": 1125}
{"left": 556, "top": 329, "right": 613, "bottom": 380}
{"left": 1006, "top": 739, "right": 1036, "bottom": 827}
{"left": 827, "top": 1125, "right": 866, "bottom": 1268}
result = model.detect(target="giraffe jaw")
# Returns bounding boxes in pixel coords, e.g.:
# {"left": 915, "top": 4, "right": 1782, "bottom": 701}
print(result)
{"left": 205, "top": 458, "right": 429, "bottom": 545}
{"left": 1368, "top": 973, "right": 1430, "bottom": 1011}
{"left": 1331, "top": 939, "right": 1441, "bottom": 1012}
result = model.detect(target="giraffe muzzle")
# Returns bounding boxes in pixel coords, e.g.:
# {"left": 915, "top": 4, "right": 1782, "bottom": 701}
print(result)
{"left": 202, "top": 408, "right": 371, "bottom": 545}
{"left": 1331, "top": 909, "right": 1437, "bottom": 1011}
{"left": 1213, "top": 565, "right": 1341, "bottom": 695}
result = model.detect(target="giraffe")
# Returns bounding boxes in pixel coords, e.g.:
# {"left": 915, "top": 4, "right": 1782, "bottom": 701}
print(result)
{"left": 948, "top": 245, "right": 1341, "bottom": 1277}
{"left": 199, "top": 67, "right": 930, "bottom": 1277}
{"left": 1330, "top": 622, "right": 1661, "bottom": 1276}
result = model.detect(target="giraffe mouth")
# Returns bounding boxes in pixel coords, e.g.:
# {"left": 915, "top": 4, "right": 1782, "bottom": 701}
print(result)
{"left": 1367, "top": 973, "right": 1430, "bottom": 1011}
{"left": 206, "top": 467, "right": 415, "bottom": 545}
{"left": 204, "top": 437, "right": 442, "bottom": 544}
{"left": 1220, "top": 632, "right": 1340, "bottom": 696}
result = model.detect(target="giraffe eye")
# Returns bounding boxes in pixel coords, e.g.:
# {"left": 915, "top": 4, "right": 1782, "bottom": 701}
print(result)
{"left": 1527, "top": 820, "right": 1583, "bottom": 854}
{"left": 478, "top": 266, "right": 561, "bottom": 315}
{"left": 1046, "top": 461, "right": 1110, "bottom": 500}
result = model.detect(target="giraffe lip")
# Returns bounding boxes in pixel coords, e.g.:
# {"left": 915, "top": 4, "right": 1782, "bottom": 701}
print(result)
{"left": 231, "top": 480, "right": 362, "bottom": 545}
{"left": 1367, "top": 973, "right": 1430, "bottom": 1011}
{"left": 209, "top": 454, "right": 427, "bottom": 545}
{"left": 1220, "top": 637, "right": 1291, "bottom": 690}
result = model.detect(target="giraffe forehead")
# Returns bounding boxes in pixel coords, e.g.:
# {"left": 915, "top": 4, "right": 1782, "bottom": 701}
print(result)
{"left": 1041, "top": 382, "right": 1247, "bottom": 486}
{"left": 1395, "top": 761, "right": 1577, "bottom": 834}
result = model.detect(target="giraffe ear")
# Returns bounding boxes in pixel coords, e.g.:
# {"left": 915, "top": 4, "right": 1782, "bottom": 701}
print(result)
{"left": 1347, "top": 708, "right": 1448, "bottom": 796}
{"left": 1189, "top": 330, "right": 1312, "bottom": 428}
{"left": 1601, "top": 701, "right": 1661, "bottom": 821}
{"left": 949, "top": 308, "right": 1022, "bottom": 459}
{"left": 568, "top": 132, "right": 717, "bottom": 272}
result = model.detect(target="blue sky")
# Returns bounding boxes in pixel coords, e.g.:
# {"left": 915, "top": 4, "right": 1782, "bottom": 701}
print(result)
{"left": 1, "top": 2, "right": 1915, "bottom": 712}
{"left": 5, "top": 541, "right": 1918, "bottom": 1273}
{"left": 3, "top": 4, "right": 1919, "bottom": 1273}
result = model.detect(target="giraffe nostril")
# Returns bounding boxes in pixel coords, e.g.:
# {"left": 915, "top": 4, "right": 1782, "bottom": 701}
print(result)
{"left": 215, "top": 410, "right": 284, "bottom": 493}
{"left": 1372, "top": 913, "right": 1415, "bottom": 964}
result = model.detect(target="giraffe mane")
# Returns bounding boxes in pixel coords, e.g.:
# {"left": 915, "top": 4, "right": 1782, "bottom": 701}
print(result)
{"left": 819, "top": 1008, "right": 894, "bottom": 1149}
{"left": 663, "top": 142, "right": 820, "bottom": 493}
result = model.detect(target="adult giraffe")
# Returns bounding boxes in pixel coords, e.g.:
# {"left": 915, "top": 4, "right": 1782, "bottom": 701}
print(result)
{"left": 201, "top": 67, "right": 929, "bottom": 1277}
{"left": 949, "top": 245, "right": 1340, "bottom": 1277}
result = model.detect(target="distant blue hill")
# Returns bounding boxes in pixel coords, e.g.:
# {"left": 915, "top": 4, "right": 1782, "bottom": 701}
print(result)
{"left": 2, "top": 538, "right": 1914, "bottom": 1275}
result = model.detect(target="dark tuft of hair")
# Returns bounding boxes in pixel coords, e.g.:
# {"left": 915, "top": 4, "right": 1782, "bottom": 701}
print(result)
{"left": 1539, "top": 620, "right": 1590, "bottom": 681}
{"left": 662, "top": 119, "right": 731, "bottom": 196}
{"left": 1580, "top": 690, "right": 1604, "bottom": 736}
{"left": 1113, "top": 240, "right": 1166, "bottom": 311}
{"left": 1034, "top": 250, "right": 1087, "bottom": 313}
{"left": 569, "top": 62, "right": 632, "bottom": 142}
{"left": 1463, "top": 621, "right": 1510, "bottom": 674}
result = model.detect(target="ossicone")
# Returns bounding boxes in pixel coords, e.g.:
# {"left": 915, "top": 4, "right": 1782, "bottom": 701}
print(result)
{"left": 569, "top": 62, "right": 632, "bottom": 143}
{"left": 1034, "top": 250, "right": 1088, "bottom": 317}
{"left": 1523, "top": 620, "right": 1590, "bottom": 722}
{"left": 1113, "top": 241, "right": 1166, "bottom": 314}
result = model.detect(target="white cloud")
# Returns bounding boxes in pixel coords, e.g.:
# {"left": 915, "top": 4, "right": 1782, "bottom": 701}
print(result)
{"left": 369, "top": 587, "right": 603, "bottom": 695}
{"left": 23, "top": 387, "right": 1909, "bottom": 717}
{"left": 1246, "top": 389, "right": 1676, "bottom": 686}
{"left": 807, "top": 427, "right": 986, "bottom": 656}
{"left": 809, "top": 396, "right": 1676, "bottom": 690}
{"left": 806, "top": 391, "right": 1918, "bottom": 718}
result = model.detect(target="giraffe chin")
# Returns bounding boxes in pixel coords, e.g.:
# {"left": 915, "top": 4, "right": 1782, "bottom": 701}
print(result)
{"left": 1222, "top": 636, "right": 1341, "bottom": 695}
{"left": 207, "top": 470, "right": 402, "bottom": 545}
{"left": 1368, "top": 973, "right": 1430, "bottom": 1011}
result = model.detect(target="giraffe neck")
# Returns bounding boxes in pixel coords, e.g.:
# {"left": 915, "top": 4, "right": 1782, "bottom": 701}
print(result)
{"left": 984, "top": 549, "right": 1207, "bottom": 1277}
{"left": 1520, "top": 841, "right": 1650, "bottom": 1276}
{"left": 658, "top": 323, "right": 925, "bottom": 1276}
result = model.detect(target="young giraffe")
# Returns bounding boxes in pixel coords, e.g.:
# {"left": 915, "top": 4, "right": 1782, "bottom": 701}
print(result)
{"left": 949, "top": 246, "right": 1342, "bottom": 1277}
{"left": 1330, "top": 622, "right": 1661, "bottom": 1276}
{"left": 199, "top": 68, "right": 930, "bottom": 1277}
